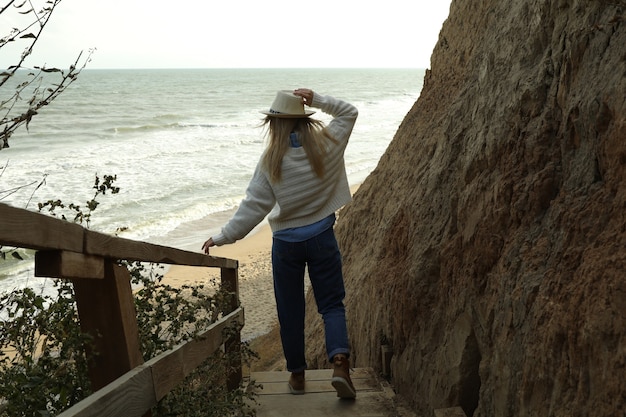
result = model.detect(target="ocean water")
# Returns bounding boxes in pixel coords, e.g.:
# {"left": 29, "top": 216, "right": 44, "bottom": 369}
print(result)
{"left": 0, "top": 68, "right": 424, "bottom": 292}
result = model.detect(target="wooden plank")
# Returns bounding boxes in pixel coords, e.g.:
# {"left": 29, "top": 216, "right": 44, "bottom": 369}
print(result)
{"left": 84, "top": 229, "right": 238, "bottom": 269}
{"left": 254, "top": 388, "right": 393, "bottom": 417}
{"left": 149, "top": 348, "right": 185, "bottom": 402}
{"left": 35, "top": 250, "right": 105, "bottom": 279}
{"left": 179, "top": 327, "right": 224, "bottom": 375}
{"left": 149, "top": 307, "right": 244, "bottom": 400}
{"left": 251, "top": 368, "right": 372, "bottom": 383}
{"left": 252, "top": 376, "right": 379, "bottom": 395}
{"left": 0, "top": 202, "right": 84, "bottom": 251}
{"left": 72, "top": 260, "right": 144, "bottom": 391}
{"left": 250, "top": 368, "right": 380, "bottom": 395}
{"left": 56, "top": 364, "right": 156, "bottom": 417}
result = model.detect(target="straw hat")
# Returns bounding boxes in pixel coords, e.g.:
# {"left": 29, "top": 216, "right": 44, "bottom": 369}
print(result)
{"left": 261, "top": 90, "right": 315, "bottom": 118}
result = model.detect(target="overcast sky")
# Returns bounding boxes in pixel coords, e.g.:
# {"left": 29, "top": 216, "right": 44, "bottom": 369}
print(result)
{"left": 1, "top": 0, "right": 452, "bottom": 69}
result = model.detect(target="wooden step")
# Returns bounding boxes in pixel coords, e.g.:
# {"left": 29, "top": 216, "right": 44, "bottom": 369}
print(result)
{"left": 246, "top": 368, "right": 400, "bottom": 417}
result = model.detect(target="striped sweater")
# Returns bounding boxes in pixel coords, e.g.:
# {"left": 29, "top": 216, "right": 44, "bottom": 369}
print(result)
{"left": 211, "top": 93, "right": 358, "bottom": 246}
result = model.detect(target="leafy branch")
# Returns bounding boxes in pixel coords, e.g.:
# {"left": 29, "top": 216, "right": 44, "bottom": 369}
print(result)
{"left": 1, "top": 0, "right": 94, "bottom": 150}
{"left": 37, "top": 174, "right": 119, "bottom": 227}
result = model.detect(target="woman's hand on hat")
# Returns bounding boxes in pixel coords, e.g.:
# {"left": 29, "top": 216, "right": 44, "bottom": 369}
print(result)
{"left": 293, "top": 88, "right": 314, "bottom": 106}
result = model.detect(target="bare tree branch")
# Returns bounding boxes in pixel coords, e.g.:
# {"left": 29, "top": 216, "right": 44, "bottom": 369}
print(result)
{"left": 0, "top": 0, "right": 93, "bottom": 150}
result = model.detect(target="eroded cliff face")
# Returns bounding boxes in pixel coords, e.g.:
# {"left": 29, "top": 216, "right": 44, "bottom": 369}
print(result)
{"left": 304, "top": 0, "right": 625, "bottom": 416}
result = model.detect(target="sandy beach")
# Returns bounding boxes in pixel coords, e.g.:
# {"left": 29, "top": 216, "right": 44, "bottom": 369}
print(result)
{"left": 164, "top": 223, "right": 276, "bottom": 341}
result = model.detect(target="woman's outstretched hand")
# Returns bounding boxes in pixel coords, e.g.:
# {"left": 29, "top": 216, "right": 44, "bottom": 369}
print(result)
{"left": 202, "top": 237, "right": 215, "bottom": 254}
{"left": 293, "top": 88, "right": 314, "bottom": 106}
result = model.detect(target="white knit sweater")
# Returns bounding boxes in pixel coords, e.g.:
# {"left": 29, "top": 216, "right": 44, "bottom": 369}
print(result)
{"left": 211, "top": 93, "right": 358, "bottom": 246}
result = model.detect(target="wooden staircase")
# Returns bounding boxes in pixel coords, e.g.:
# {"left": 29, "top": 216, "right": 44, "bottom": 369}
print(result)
{"left": 246, "top": 368, "right": 401, "bottom": 417}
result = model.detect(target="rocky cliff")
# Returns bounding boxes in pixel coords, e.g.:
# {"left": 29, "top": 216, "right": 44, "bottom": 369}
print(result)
{"left": 304, "top": 1, "right": 625, "bottom": 416}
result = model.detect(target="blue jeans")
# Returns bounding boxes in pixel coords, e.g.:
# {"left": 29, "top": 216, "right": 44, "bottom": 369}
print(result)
{"left": 272, "top": 227, "right": 350, "bottom": 372}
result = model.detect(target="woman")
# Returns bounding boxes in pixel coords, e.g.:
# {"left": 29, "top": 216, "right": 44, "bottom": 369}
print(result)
{"left": 202, "top": 88, "right": 358, "bottom": 399}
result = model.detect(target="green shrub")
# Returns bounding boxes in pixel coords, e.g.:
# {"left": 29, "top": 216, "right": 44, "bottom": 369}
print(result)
{"left": 0, "top": 282, "right": 92, "bottom": 417}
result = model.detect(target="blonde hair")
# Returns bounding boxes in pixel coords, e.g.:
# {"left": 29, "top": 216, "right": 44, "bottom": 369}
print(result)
{"left": 261, "top": 117, "right": 337, "bottom": 182}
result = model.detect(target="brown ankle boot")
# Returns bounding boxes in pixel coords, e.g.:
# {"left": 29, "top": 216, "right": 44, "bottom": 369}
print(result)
{"left": 288, "top": 370, "right": 305, "bottom": 395}
{"left": 331, "top": 354, "right": 356, "bottom": 398}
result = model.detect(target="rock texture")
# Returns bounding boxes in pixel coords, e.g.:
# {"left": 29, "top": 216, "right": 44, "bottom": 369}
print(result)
{"left": 303, "top": 1, "right": 625, "bottom": 416}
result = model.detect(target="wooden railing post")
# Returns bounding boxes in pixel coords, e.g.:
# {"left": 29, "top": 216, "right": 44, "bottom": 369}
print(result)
{"left": 36, "top": 252, "right": 151, "bottom": 416}
{"left": 70, "top": 259, "right": 145, "bottom": 391}
{"left": 221, "top": 264, "right": 242, "bottom": 390}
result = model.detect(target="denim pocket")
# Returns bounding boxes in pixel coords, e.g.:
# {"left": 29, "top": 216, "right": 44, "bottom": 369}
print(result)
{"left": 310, "top": 228, "right": 341, "bottom": 259}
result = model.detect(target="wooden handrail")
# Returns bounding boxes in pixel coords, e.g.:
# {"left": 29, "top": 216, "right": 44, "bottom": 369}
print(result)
{"left": 56, "top": 307, "right": 244, "bottom": 417}
{"left": 0, "top": 202, "right": 237, "bottom": 269}
{"left": 0, "top": 202, "right": 244, "bottom": 416}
